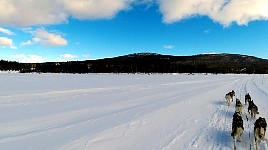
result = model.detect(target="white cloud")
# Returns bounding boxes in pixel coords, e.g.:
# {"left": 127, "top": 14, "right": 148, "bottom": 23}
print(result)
{"left": 57, "top": 54, "right": 78, "bottom": 61}
{"left": 10, "top": 54, "right": 47, "bottom": 63}
{"left": 61, "top": 54, "right": 77, "bottom": 59}
{"left": 0, "top": 27, "right": 14, "bottom": 35}
{"left": 35, "top": 29, "right": 67, "bottom": 46}
{"left": 24, "top": 55, "right": 47, "bottom": 63}
{"left": 61, "top": 0, "right": 132, "bottom": 19}
{"left": 20, "top": 40, "right": 34, "bottom": 46}
{"left": 9, "top": 45, "right": 17, "bottom": 49}
{"left": 21, "top": 28, "right": 67, "bottom": 47}
{"left": 10, "top": 54, "right": 26, "bottom": 59}
{"left": 164, "top": 45, "right": 175, "bottom": 49}
{"left": 0, "top": 37, "right": 17, "bottom": 49}
{"left": 82, "top": 54, "right": 91, "bottom": 59}
{"left": 202, "top": 52, "right": 219, "bottom": 55}
{"left": 0, "top": 0, "right": 267, "bottom": 27}
{"left": 0, "top": 0, "right": 67, "bottom": 27}
{"left": 0, "top": 0, "right": 133, "bottom": 27}
{"left": 204, "top": 29, "right": 212, "bottom": 34}
{"left": 158, "top": 0, "right": 268, "bottom": 26}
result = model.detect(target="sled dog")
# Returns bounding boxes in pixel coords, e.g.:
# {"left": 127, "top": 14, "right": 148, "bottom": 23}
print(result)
{"left": 254, "top": 117, "right": 267, "bottom": 150}
{"left": 248, "top": 100, "right": 259, "bottom": 118}
{"left": 231, "top": 112, "right": 244, "bottom": 150}
{"left": 229, "top": 90, "right": 235, "bottom": 101}
{"left": 245, "top": 93, "right": 251, "bottom": 106}
{"left": 235, "top": 99, "right": 243, "bottom": 115}
{"left": 225, "top": 94, "right": 232, "bottom": 106}
{"left": 225, "top": 90, "right": 235, "bottom": 106}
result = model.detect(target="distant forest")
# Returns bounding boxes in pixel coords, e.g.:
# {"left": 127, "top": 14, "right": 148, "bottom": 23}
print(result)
{"left": 1, "top": 53, "right": 268, "bottom": 74}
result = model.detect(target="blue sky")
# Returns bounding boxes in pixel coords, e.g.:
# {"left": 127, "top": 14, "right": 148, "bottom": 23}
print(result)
{"left": 1, "top": 0, "right": 268, "bottom": 62}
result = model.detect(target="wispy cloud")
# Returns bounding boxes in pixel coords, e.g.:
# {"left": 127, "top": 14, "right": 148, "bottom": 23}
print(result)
{"left": 20, "top": 38, "right": 41, "bottom": 46}
{"left": 34, "top": 28, "right": 68, "bottom": 46}
{"left": 0, "top": 27, "right": 14, "bottom": 35}
{"left": 21, "top": 28, "right": 67, "bottom": 47}
{"left": 82, "top": 54, "right": 91, "bottom": 60}
{"left": 57, "top": 54, "right": 78, "bottom": 61}
{"left": 164, "top": 45, "right": 175, "bottom": 49}
{"left": 10, "top": 54, "right": 47, "bottom": 63}
{"left": 202, "top": 52, "right": 219, "bottom": 55}
{"left": 0, "top": 37, "right": 17, "bottom": 49}
{"left": 61, "top": 54, "right": 77, "bottom": 59}
{"left": 204, "top": 29, "right": 212, "bottom": 34}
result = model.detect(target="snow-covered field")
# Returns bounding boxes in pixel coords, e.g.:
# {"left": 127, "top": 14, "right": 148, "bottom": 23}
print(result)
{"left": 1, "top": 73, "right": 268, "bottom": 150}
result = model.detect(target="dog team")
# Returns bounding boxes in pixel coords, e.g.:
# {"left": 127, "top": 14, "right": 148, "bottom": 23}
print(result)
{"left": 225, "top": 90, "right": 267, "bottom": 150}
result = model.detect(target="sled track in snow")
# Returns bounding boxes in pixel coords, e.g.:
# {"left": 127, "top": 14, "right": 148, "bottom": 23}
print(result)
{"left": 191, "top": 76, "right": 268, "bottom": 150}
{"left": 1, "top": 74, "right": 268, "bottom": 150}
{"left": 207, "top": 76, "right": 268, "bottom": 150}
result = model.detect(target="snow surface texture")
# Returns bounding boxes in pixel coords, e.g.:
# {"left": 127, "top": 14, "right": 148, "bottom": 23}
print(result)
{"left": 1, "top": 73, "right": 268, "bottom": 150}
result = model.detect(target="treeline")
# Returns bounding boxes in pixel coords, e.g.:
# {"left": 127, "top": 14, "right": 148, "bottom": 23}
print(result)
{"left": 1, "top": 53, "right": 268, "bottom": 74}
{"left": 0, "top": 60, "right": 22, "bottom": 71}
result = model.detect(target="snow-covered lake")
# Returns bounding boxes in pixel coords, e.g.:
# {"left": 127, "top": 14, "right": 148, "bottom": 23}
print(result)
{"left": 1, "top": 73, "right": 268, "bottom": 150}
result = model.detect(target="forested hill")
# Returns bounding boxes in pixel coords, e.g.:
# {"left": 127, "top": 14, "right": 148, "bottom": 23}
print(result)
{"left": 1, "top": 53, "right": 268, "bottom": 74}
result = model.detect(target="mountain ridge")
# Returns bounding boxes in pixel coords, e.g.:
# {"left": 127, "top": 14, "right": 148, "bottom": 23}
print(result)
{"left": 1, "top": 53, "right": 268, "bottom": 74}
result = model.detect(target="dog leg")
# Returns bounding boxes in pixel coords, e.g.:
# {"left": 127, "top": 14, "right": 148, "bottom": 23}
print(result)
{"left": 234, "top": 137, "right": 237, "bottom": 150}
{"left": 255, "top": 137, "right": 259, "bottom": 150}
{"left": 238, "top": 133, "right": 242, "bottom": 142}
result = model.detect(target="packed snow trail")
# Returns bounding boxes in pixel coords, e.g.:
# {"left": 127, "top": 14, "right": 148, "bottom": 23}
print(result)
{"left": 0, "top": 73, "right": 268, "bottom": 150}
